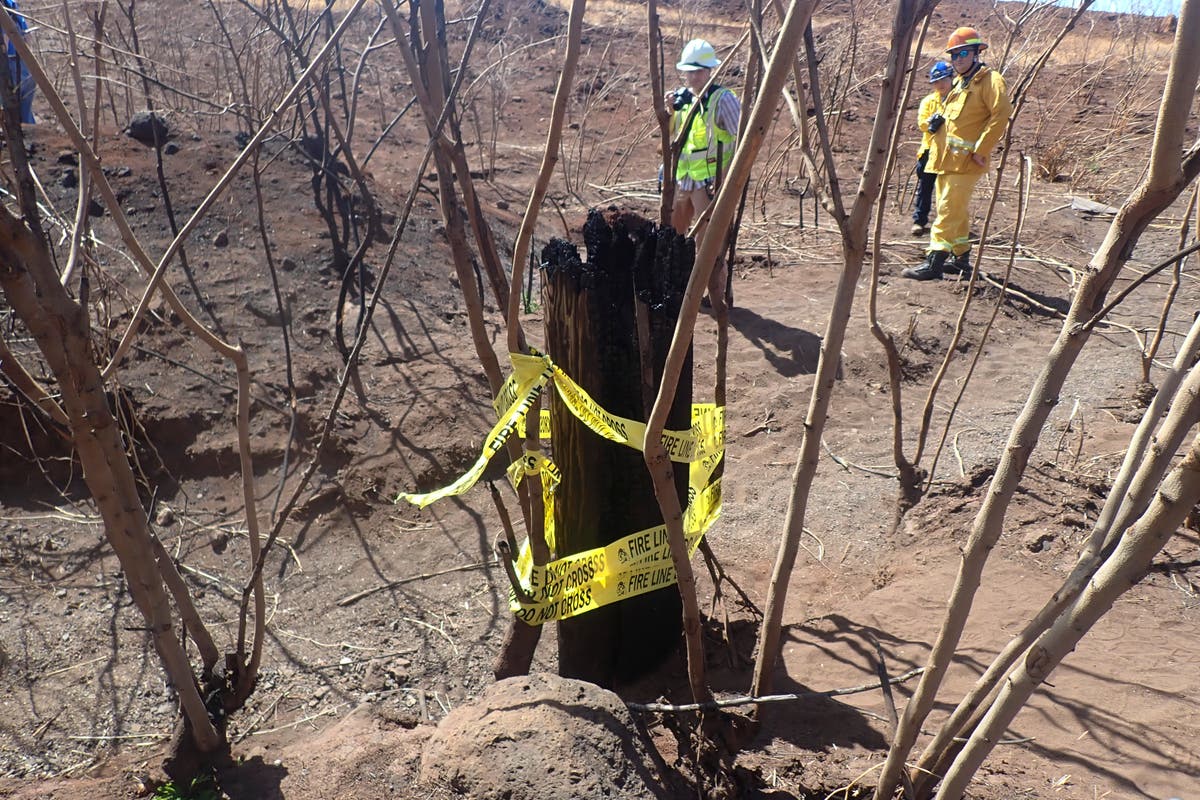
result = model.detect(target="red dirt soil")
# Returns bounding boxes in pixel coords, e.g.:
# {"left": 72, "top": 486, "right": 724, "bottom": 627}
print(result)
{"left": 1, "top": 0, "right": 1197, "bottom": 798}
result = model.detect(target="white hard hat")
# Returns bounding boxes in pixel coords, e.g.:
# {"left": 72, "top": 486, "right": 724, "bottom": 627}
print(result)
{"left": 677, "top": 39, "right": 720, "bottom": 71}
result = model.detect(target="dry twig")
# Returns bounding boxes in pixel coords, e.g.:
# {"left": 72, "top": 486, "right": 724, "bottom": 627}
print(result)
{"left": 628, "top": 667, "right": 923, "bottom": 713}
{"left": 336, "top": 561, "right": 496, "bottom": 607}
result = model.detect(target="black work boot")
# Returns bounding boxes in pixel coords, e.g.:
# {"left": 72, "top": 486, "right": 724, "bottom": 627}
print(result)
{"left": 901, "top": 250, "right": 948, "bottom": 281}
{"left": 945, "top": 249, "right": 973, "bottom": 277}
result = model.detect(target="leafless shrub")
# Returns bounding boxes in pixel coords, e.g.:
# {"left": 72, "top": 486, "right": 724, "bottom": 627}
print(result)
{"left": 1034, "top": 137, "right": 1070, "bottom": 182}
{"left": 0, "top": 0, "right": 414, "bottom": 779}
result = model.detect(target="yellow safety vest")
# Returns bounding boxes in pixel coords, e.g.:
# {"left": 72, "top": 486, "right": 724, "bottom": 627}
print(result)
{"left": 674, "top": 87, "right": 735, "bottom": 183}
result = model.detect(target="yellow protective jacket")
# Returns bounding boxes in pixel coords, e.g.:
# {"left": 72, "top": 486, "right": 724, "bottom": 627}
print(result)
{"left": 917, "top": 91, "right": 943, "bottom": 156}
{"left": 673, "top": 87, "right": 736, "bottom": 183}
{"left": 927, "top": 64, "right": 1012, "bottom": 176}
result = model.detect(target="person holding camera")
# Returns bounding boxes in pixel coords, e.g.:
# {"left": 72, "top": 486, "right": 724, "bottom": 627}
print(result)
{"left": 667, "top": 39, "right": 740, "bottom": 305}
{"left": 903, "top": 27, "right": 1011, "bottom": 281}
{"left": 911, "top": 61, "right": 954, "bottom": 236}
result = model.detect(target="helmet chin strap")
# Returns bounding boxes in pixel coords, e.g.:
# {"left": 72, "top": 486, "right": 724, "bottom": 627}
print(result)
{"left": 958, "top": 58, "right": 983, "bottom": 87}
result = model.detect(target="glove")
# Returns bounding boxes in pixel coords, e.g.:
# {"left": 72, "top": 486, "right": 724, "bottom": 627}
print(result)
{"left": 927, "top": 113, "right": 945, "bottom": 133}
{"left": 672, "top": 87, "right": 694, "bottom": 111}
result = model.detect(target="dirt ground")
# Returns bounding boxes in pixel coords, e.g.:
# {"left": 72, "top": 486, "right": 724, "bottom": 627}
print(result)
{"left": 1, "top": 0, "right": 1198, "bottom": 798}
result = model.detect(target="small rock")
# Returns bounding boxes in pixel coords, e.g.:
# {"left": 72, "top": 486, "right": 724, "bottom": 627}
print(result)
{"left": 363, "top": 664, "right": 388, "bottom": 693}
{"left": 1022, "top": 528, "right": 1055, "bottom": 553}
{"left": 163, "top": 142, "right": 180, "bottom": 155}
{"left": 213, "top": 229, "right": 229, "bottom": 248}
{"left": 87, "top": 199, "right": 105, "bottom": 218}
{"left": 56, "top": 150, "right": 78, "bottom": 166}
{"left": 125, "top": 111, "right": 171, "bottom": 148}
{"left": 155, "top": 507, "right": 175, "bottom": 527}
{"left": 377, "top": 706, "right": 421, "bottom": 729}
{"left": 281, "top": 257, "right": 298, "bottom": 272}
{"left": 59, "top": 168, "right": 78, "bottom": 189}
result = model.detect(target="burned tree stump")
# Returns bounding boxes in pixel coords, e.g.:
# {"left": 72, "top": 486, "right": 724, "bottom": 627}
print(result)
{"left": 541, "top": 209, "right": 693, "bottom": 687}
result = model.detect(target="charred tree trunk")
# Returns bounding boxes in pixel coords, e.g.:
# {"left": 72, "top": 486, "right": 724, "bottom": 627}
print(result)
{"left": 541, "top": 209, "right": 693, "bottom": 687}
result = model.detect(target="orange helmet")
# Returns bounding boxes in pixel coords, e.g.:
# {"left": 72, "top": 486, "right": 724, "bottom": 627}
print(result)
{"left": 946, "top": 26, "right": 987, "bottom": 52}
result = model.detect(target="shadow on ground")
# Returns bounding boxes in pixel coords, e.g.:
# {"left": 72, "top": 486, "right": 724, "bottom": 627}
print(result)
{"left": 728, "top": 306, "right": 822, "bottom": 377}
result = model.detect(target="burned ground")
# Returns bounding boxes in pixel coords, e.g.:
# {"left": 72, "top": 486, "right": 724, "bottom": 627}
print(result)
{"left": 1, "top": 0, "right": 1198, "bottom": 798}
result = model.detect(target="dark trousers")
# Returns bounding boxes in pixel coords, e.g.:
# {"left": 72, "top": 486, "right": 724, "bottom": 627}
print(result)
{"left": 913, "top": 150, "right": 936, "bottom": 226}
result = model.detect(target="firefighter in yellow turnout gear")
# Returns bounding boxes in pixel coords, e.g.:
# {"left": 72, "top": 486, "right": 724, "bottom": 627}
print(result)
{"left": 911, "top": 61, "right": 955, "bottom": 236}
{"left": 903, "top": 27, "right": 1012, "bottom": 281}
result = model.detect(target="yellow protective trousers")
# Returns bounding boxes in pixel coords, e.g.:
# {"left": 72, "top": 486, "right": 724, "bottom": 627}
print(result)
{"left": 929, "top": 172, "right": 982, "bottom": 255}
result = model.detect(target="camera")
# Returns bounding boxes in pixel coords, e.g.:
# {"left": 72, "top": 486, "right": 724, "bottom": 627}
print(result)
{"left": 672, "top": 87, "right": 694, "bottom": 111}
{"left": 927, "top": 113, "right": 945, "bottom": 133}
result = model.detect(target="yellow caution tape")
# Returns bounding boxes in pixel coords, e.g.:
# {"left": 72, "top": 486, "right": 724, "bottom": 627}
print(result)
{"left": 509, "top": 475, "right": 722, "bottom": 625}
{"left": 546, "top": 362, "right": 725, "bottom": 465}
{"left": 398, "top": 355, "right": 553, "bottom": 508}
{"left": 535, "top": 403, "right": 724, "bottom": 465}
{"left": 490, "top": 352, "right": 547, "bottom": 418}
{"left": 400, "top": 352, "right": 723, "bottom": 507}
{"left": 506, "top": 448, "right": 561, "bottom": 554}
{"left": 397, "top": 350, "right": 727, "bottom": 624}
{"left": 506, "top": 448, "right": 561, "bottom": 490}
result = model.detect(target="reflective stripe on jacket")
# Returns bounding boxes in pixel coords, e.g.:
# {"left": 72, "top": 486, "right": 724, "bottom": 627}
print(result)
{"left": 674, "top": 86, "right": 736, "bottom": 183}
{"left": 927, "top": 64, "right": 1012, "bottom": 176}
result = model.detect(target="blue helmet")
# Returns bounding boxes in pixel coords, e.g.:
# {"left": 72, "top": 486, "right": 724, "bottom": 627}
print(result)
{"left": 929, "top": 61, "right": 953, "bottom": 82}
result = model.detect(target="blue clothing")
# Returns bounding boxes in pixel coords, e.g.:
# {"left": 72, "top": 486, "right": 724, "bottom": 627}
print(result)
{"left": 2, "top": 0, "right": 34, "bottom": 124}
{"left": 913, "top": 150, "right": 937, "bottom": 227}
